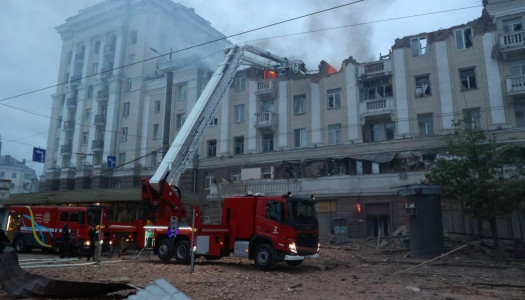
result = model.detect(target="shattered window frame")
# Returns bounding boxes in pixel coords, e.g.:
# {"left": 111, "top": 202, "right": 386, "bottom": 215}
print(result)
{"left": 454, "top": 27, "right": 473, "bottom": 50}
{"left": 459, "top": 67, "right": 477, "bottom": 90}
{"left": 293, "top": 94, "right": 306, "bottom": 114}
{"left": 327, "top": 88, "right": 341, "bottom": 110}
{"left": 411, "top": 36, "right": 427, "bottom": 57}
{"left": 415, "top": 75, "right": 431, "bottom": 97}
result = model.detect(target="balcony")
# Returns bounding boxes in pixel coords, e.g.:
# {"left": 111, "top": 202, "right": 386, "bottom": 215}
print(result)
{"left": 69, "top": 74, "right": 82, "bottom": 86}
{"left": 94, "top": 114, "right": 106, "bottom": 127}
{"left": 256, "top": 79, "right": 277, "bottom": 97}
{"left": 96, "top": 90, "right": 109, "bottom": 102}
{"left": 255, "top": 112, "right": 277, "bottom": 131}
{"left": 60, "top": 144, "right": 72, "bottom": 155}
{"left": 358, "top": 59, "right": 392, "bottom": 78}
{"left": 66, "top": 97, "right": 77, "bottom": 109}
{"left": 92, "top": 139, "right": 104, "bottom": 152}
{"left": 499, "top": 31, "right": 525, "bottom": 59}
{"left": 63, "top": 120, "right": 75, "bottom": 132}
{"left": 359, "top": 97, "right": 394, "bottom": 120}
{"left": 506, "top": 75, "right": 525, "bottom": 96}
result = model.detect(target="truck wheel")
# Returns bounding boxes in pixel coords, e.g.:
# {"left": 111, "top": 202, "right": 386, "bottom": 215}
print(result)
{"left": 157, "top": 239, "right": 173, "bottom": 262}
{"left": 174, "top": 240, "right": 191, "bottom": 264}
{"left": 285, "top": 259, "right": 304, "bottom": 266}
{"left": 254, "top": 244, "right": 275, "bottom": 271}
{"left": 14, "top": 237, "right": 28, "bottom": 253}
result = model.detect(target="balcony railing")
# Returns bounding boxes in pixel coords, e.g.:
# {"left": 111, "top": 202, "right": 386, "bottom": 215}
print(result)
{"left": 256, "top": 79, "right": 276, "bottom": 96}
{"left": 217, "top": 180, "right": 301, "bottom": 196}
{"left": 92, "top": 139, "right": 104, "bottom": 151}
{"left": 63, "top": 120, "right": 75, "bottom": 131}
{"left": 506, "top": 75, "right": 525, "bottom": 95}
{"left": 94, "top": 114, "right": 106, "bottom": 126}
{"left": 255, "top": 112, "right": 277, "bottom": 130}
{"left": 500, "top": 30, "right": 525, "bottom": 48}
{"left": 360, "top": 97, "right": 394, "bottom": 117}
{"left": 60, "top": 144, "right": 72, "bottom": 154}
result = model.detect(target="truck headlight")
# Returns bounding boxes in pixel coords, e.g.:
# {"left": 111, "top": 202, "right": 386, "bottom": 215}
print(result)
{"left": 84, "top": 240, "right": 90, "bottom": 246}
{"left": 317, "top": 242, "right": 320, "bottom": 253}
{"left": 288, "top": 241, "right": 297, "bottom": 254}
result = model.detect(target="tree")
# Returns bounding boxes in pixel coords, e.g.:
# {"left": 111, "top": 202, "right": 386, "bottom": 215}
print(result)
{"left": 425, "top": 121, "right": 525, "bottom": 253}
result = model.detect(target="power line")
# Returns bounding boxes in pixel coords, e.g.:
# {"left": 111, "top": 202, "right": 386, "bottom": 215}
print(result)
{"left": 0, "top": 0, "right": 365, "bottom": 103}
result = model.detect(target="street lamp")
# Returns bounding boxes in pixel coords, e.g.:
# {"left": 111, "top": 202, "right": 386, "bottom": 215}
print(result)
{"left": 150, "top": 48, "right": 174, "bottom": 159}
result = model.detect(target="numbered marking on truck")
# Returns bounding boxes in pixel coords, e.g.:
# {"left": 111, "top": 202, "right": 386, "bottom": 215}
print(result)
{"left": 273, "top": 226, "right": 278, "bottom": 234}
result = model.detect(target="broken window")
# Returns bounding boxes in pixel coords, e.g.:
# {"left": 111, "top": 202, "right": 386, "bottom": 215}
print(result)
{"left": 294, "top": 128, "right": 307, "bottom": 148}
{"left": 460, "top": 68, "right": 477, "bottom": 90}
{"left": 262, "top": 134, "right": 274, "bottom": 152}
{"left": 463, "top": 108, "right": 481, "bottom": 129}
{"left": 234, "top": 136, "right": 244, "bottom": 154}
{"left": 415, "top": 75, "right": 431, "bottom": 97}
{"left": 204, "top": 172, "right": 215, "bottom": 190}
{"left": 328, "top": 124, "right": 342, "bottom": 145}
{"left": 207, "top": 139, "right": 217, "bottom": 157}
{"left": 294, "top": 94, "right": 306, "bottom": 114}
{"left": 327, "top": 88, "right": 341, "bottom": 109}
{"left": 418, "top": 113, "right": 434, "bottom": 136}
{"left": 454, "top": 27, "right": 473, "bottom": 50}
{"left": 503, "top": 17, "right": 522, "bottom": 33}
{"left": 359, "top": 77, "right": 392, "bottom": 101}
{"left": 411, "top": 36, "right": 427, "bottom": 57}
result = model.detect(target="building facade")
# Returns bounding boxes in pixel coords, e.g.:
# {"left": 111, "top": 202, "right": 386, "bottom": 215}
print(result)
{"left": 41, "top": 0, "right": 525, "bottom": 240}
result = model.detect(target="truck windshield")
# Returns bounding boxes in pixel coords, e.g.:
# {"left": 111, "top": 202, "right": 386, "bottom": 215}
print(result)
{"left": 87, "top": 207, "right": 102, "bottom": 226}
{"left": 287, "top": 198, "right": 317, "bottom": 224}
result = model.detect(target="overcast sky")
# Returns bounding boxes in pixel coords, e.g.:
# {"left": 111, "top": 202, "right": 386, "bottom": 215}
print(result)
{"left": 0, "top": 0, "right": 483, "bottom": 177}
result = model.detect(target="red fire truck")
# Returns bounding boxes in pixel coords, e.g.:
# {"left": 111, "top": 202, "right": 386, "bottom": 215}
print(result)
{"left": 6, "top": 205, "right": 104, "bottom": 253}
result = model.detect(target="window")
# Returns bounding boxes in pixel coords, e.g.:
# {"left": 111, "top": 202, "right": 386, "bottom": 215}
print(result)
{"left": 418, "top": 113, "right": 434, "bottom": 136}
{"left": 60, "top": 212, "right": 68, "bottom": 222}
{"left": 263, "top": 134, "right": 274, "bottom": 152}
{"left": 91, "top": 63, "right": 98, "bottom": 75}
{"left": 454, "top": 28, "right": 473, "bottom": 50}
{"left": 94, "top": 41, "right": 100, "bottom": 54}
{"left": 266, "top": 201, "right": 283, "bottom": 222}
{"left": 87, "top": 85, "right": 94, "bottom": 98}
{"left": 327, "top": 88, "right": 341, "bottom": 109}
{"left": 510, "top": 62, "right": 525, "bottom": 77}
{"left": 359, "top": 77, "right": 393, "bottom": 100}
{"left": 415, "top": 75, "right": 431, "bottom": 97}
{"left": 176, "top": 113, "right": 185, "bottom": 129}
{"left": 151, "top": 151, "right": 158, "bottom": 167}
{"left": 153, "top": 124, "right": 159, "bottom": 138}
{"left": 178, "top": 83, "right": 188, "bottom": 101}
{"left": 130, "top": 30, "right": 137, "bottom": 44}
{"left": 121, "top": 127, "right": 128, "bottom": 142}
{"left": 82, "top": 132, "right": 89, "bottom": 145}
{"left": 515, "top": 104, "right": 525, "bottom": 127}
{"left": 463, "top": 108, "right": 481, "bottom": 129}
{"left": 127, "top": 81, "right": 133, "bottom": 91}
{"left": 57, "top": 116, "right": 62, "bottom": 128}
{"left": 261, "top": 167, "right": 272, "bottom": 179}
{"left": 84, "top": 108, "right": 91, "bottom": 121}
{"left": 368, "top": 122, "right": 395, "bottom": 142}
{"left": 234, "top": 104, "right": 245, "bottom": 123}
{"left": 12, "top": 173, "right": 17, "bottom": 179}
{"left": 209, "top": 117, "right": 218, "bottom": 126}
{"left": 411, "top": 36, "right": 427, "bottom": 57}
{"left": 205, "top": 172, "right": 215, "bottom": 190}
{"left": 154, "top": 100, "right": 161, "bottom": 114}
{"left": 231, "top": 169, "right": 241, "bottom": 182}
{"left": 207, "top": 140, "right": 217, "bottom": 157}
{"left": 328, "top": 124, "right": 342, "bottom": 145}
{"left": 503, "top": 17, "right": 522, "bottom": 33}
{"left": 119, "top": 153, "right": 126, "bottom": 166}
{"left": 460, "top": 68, "right": 477, "bottom": 90}
{"left": 61, "top": 94, "right": 66, "bottom": 107}
{"left": 294, "top": 128, "right": 307, "bottom": 148}
{"left": 372, "top": 162, "right": 380, "bottom": 174}
{"left": 128, "top": 53, "right": 135, "bottom": 63}
{"left": 0, "top": 171, "right": 3, "bottom": 178}
{"left": 123, "top": 102, "right": 130, "bottom": 117}
{"left": 235, "top": 75, "right": 246, "bottom": 91}
{"left": 294, "top": 94, "right": 306, "bottom": 114}
{"left": 65, "top": 72, "right": 69, "bottom": 83}
{"left": 234, "top": 136, "right": 244, "bottom": 155}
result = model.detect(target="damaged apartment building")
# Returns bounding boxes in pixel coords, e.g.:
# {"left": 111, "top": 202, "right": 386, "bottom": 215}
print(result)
{"left": 40, "top": 0, "right": 525, "bottom": 240}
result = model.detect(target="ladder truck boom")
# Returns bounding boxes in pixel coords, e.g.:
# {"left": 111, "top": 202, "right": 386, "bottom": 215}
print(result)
{"left": 142, "top": 44, "right": 306, "bottom": 220}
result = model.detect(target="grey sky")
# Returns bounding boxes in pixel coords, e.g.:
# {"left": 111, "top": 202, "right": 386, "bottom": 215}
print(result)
{"left": 0, "top": 0, "right": 482, "bottom": 177}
